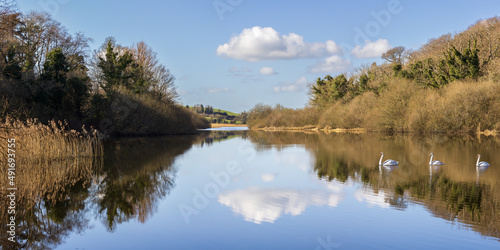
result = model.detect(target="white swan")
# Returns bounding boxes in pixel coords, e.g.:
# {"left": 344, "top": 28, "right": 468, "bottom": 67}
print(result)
{"left": 476, "top": 154, "right": 490, "bottom": 167}
{"left": 429, "top": 153, "right": 444, "bottom": 165}
{"left": 379, "top": 152, "right": 398, "bottom": 166}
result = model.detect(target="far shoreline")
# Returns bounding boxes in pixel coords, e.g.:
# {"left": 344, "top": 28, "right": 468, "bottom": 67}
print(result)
{"left": 210, "top": 123, "right": 248, "bottom": 128}
{"left": 250, "top": 126, "right": 498, "bottom": 136}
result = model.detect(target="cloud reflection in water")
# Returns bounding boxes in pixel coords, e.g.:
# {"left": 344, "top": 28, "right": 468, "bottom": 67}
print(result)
{"left": 218, "top": 187, "right": 342, "bottom": 224}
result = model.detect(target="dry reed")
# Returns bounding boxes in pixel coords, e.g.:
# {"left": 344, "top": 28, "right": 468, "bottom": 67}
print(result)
{"left": 0, "top": 118, "right": 103, "bottom": 204}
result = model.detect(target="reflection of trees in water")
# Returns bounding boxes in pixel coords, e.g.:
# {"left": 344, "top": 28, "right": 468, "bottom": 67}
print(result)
{"left": 314, "top": 150, "right": 352, "bottom": 183}
{"left": 405, "top": 174, "right": 483, "bottom": 220}
{"left": 199, "top": 130, "right": 247, "bottom": 147}
{"left": 247, "top": 131, "right": 500, "bottom": 240}
{"left": 97, "top": 168, "right": 175, "bottom": 231}
{"left": 96, "top": 134, "right": 206, "bottom": 231}
{"left": 0, "top": 177, "right": 95, "bottom": 249}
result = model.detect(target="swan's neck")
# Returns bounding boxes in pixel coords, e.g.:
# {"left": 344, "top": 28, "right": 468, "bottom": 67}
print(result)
{"left": 476, "top": 155, "right": 480, "bottom": 167}
{"left": 379, "top": 154, "right": 384, "bottom": 165}
{"left": 429, "top": 155, "right": 433, "bottom": 165}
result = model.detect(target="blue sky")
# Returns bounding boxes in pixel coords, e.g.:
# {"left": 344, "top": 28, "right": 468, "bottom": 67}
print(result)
{"left": 18, "top": 0, "right": 500, "bottom": 113}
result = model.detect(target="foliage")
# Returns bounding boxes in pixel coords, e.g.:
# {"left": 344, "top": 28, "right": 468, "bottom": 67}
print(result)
{"left": 90, "top": 86, "right": 210, "bottom": 135}
{"left": 310, "top": 74, "right": 349, "bottom": 107}
{"left": 400, "top": 41, "right": 480, "bottom": 88}
{"left": 0, "top": 8, "right": 206, "bottom": 135}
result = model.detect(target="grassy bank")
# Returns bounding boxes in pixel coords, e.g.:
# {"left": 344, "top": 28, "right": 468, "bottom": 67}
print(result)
{"left": 255, "top": 126, "right": 366, "bottom": 134}
{"left": 248, "top": 79, "right": 500, "bottom": 134}
{"left": 211, "top": 123, "right": 248, "bottom": 128}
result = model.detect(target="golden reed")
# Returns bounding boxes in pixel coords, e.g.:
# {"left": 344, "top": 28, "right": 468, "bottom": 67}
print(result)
{"left": 0, "top": 117, "right": 103, "bottom": 204}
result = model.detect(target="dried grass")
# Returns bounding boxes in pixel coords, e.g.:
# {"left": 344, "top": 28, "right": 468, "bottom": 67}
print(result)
{"left": 0, "top": 118, "right": 102, "bottom": 205}
{"left": 249, "top": 80, "right": 500, "bottom": 134}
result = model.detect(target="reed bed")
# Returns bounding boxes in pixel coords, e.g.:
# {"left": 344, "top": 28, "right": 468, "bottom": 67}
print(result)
{"left": 0, "top": 118, "right": 103, "bottom": 204}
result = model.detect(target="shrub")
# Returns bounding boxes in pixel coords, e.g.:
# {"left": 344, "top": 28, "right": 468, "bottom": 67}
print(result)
{"left": 318, "top": 92, "right": 377, "bottom": 129}
{"left": 373, "top": 79, "right": 421, "bottom": 132}
{"left": 93, "top": 86, "right": 209, "bottom": 135}
{"left": 247, "top": 104, "right": 319, "bottom": 128}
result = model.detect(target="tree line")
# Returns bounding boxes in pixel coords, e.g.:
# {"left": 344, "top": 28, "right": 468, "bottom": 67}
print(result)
{"left": 0, "top": 1, "right": 208, "bottom": 135}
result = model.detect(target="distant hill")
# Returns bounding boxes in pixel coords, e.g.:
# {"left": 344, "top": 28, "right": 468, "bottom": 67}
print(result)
{"left": 186, "top": 104, "right": 247, "bottom": 124}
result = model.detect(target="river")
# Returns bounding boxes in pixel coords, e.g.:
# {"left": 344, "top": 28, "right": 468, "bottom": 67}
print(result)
{"left": 2, "top": 128, "right": 500, "bottom": 249}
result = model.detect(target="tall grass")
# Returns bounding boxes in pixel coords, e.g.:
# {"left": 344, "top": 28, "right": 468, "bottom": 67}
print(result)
{"left": 0, "top": 118, "right": 102, "bottom": 203}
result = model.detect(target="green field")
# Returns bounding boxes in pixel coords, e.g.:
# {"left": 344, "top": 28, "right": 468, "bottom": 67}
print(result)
{"left": 215, "top": 109, "right": 239, "bottom": 116}
{"left": 189, "top": 105, "right": 246, "bottom": 124}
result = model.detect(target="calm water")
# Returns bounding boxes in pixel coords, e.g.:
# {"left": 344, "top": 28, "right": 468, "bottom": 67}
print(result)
{"left": 2, "top": 128, "right": 500, "bottom": 249}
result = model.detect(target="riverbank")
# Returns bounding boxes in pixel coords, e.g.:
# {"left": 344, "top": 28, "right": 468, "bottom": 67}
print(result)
{"left": 210, "top": 123, "right": 248, "bottom": 128}
{"left": 254, "top": 125, "right": 366, "bottom": 133}
{"left": 253, "top": 125, "right": 498, "bottom": 136}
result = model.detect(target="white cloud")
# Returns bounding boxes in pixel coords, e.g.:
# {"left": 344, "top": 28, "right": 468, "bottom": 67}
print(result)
{"left": 260, "top": 174, "right": 275, "bottom": 182}
{"left": 218, "top": 187, "right": 342, "bottom": 224}
{"left": 309, "top": 55, "right": 351, "bottom": 73}
{"left": 216, "top": 26, "right": 342, "bottom": 61}
{"left": 351, "top": 39, "right": 391, "bottom": 58}
{"left": 273, "top": 77, "right": 309, "bottom": 93}
{"left": 259, "top": 67, "right": 276, "bottom": 75}
{"left": 326, "top": 40, "right": 342, "bottom": 54}
{"left": 207, "top": 87, "right": 232, "bottom": 94}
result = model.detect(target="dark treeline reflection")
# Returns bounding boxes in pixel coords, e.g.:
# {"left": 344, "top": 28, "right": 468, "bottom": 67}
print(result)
{"left": 199, "top": 130, "right": 248, "bottom": 147}
{"left": 97, "top": 135, "right": 202, "bottom": 231}
{"left": 248, "top": 131, "right": 500, "bottom": 240}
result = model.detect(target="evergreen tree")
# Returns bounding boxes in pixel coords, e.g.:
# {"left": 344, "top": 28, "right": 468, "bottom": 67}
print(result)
{"left": 98, "top": 38, "right": 135, "bottom": 91}
{"left": 42, "top": 47, "right": 69, "bottom": 82}
{"left": 310, "top": 74, "right": 349, "bottom": 107}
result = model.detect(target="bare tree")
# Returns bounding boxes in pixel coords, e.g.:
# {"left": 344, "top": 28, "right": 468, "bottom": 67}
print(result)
{"left": 0, "top": 0, "right": 17, "bottom": 16}
{"left": 412, "top": 33, "right": 453, "bottom": 62}
{"left": 381, "top": 46, "right": 405, "bottom": 64}
{"left": 18, "top": 11, "right": 91, "bottom": 74}
{"left": 132, "top": 41, "right": 178, "bottom": 103}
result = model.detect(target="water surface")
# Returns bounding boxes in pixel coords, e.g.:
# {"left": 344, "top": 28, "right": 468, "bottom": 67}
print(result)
{"left": 2, "top": 130, "right": 500, "bottom": 249}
